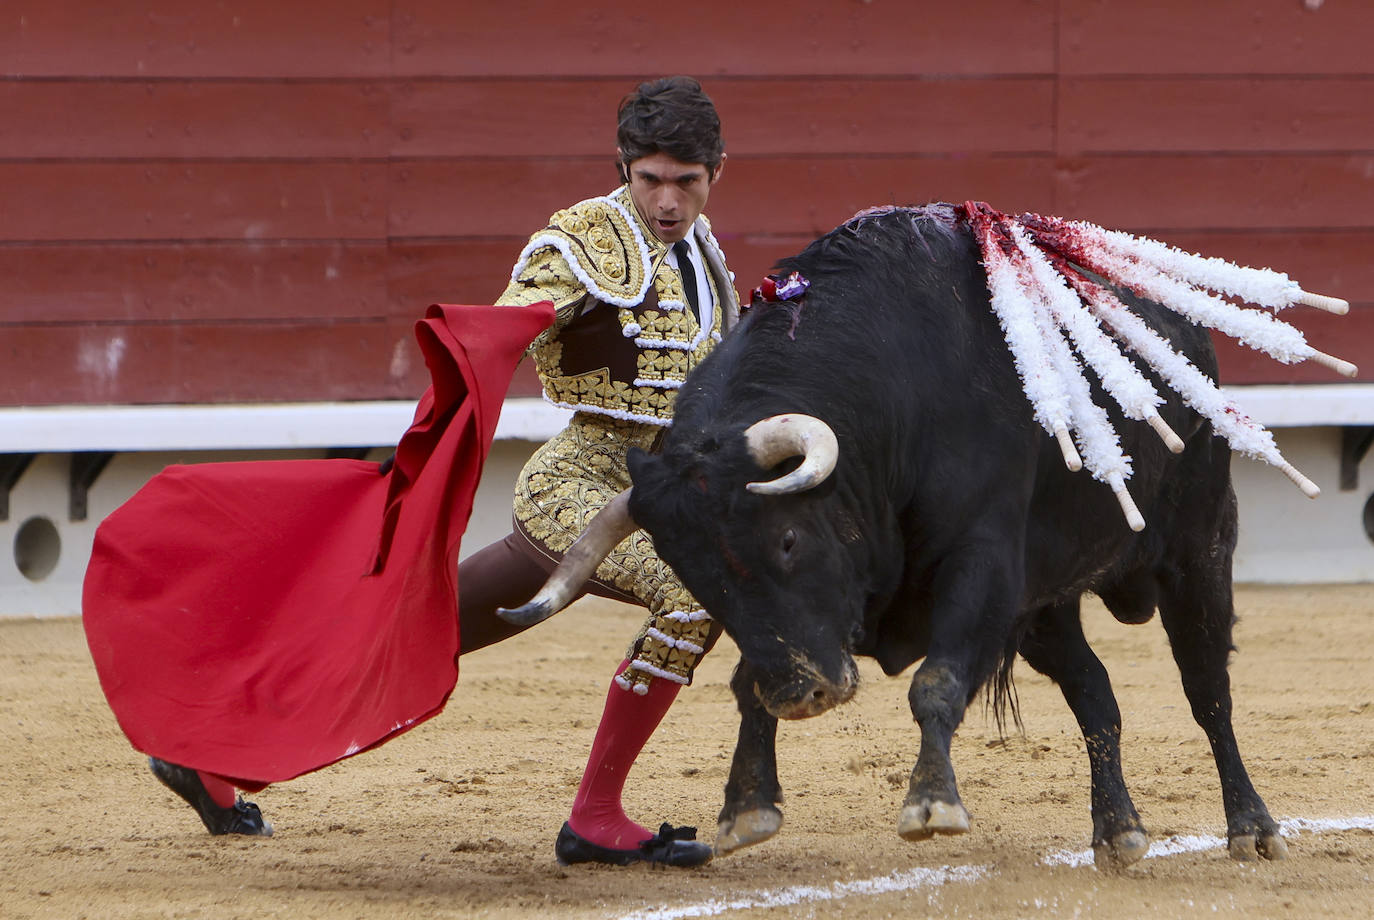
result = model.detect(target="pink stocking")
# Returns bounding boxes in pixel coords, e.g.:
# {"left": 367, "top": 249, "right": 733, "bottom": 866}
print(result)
{"left": 566, "top": 660, "right": 682, "bottom": 849}
{"left": 197, "top": 770, "right": 238, "bottom": 809}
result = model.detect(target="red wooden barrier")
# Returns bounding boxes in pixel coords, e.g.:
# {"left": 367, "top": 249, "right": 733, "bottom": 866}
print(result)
{"left": 2, "top": 0, "right": 1370, "bottom": 407}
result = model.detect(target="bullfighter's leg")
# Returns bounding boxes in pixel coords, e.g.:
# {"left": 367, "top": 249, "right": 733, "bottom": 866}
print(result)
{"left": 147, "top": 758, "right": 272, "bottom": 836}
{"left": 514, "top": 416, "right": 714, "bottom": 867}
{"left": 457, "top": 529, "right": 572, "bottom": 654}
{"left": 898, "top": 550, "right": 1021, "bottom": 841}
{"left": 716, "top": 658, "right": 784, "bottom": 854}
{"left": 556, "top": 547, "right": 718, "bottom": 866}
{"left": 1156, "top": 506, "right": 1287, "bottom": 861}
{"left": 1019, "top": 599, "right": 1149, "bottom": 866}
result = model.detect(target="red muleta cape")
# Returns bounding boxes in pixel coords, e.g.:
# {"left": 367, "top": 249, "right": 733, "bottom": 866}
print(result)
{"left": 82, "top": 302, "right": 555, "bottom": 790}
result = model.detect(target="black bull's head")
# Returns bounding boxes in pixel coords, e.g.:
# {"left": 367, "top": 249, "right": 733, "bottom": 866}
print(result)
{"left": 498, "top": 412, "right": 866, "bottom": 720}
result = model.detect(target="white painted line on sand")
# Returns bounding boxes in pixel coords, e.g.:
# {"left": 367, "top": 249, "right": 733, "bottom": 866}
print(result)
{"left": 616, "top": 864, "right": 988, "bottom": 920}
{"left": 1042, "top": 814, "right": 1374, "bottom": 868}
{"left": 615, "top": 815, "right": 1374, "bottom": 920}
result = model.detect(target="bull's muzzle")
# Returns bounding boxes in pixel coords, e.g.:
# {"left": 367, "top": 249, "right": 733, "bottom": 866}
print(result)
{"left": 755, "top": 660, "right": 858, "bottom": 720}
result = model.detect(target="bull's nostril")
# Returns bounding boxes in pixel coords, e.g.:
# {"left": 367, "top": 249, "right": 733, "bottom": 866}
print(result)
{"left": 810, "top": 688, "right": 827, "bottom": 703}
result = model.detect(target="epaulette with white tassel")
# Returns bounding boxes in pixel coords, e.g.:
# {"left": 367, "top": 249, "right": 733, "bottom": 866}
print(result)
{"left": 960, "top": 201, "right": 1355, "bottom": 532}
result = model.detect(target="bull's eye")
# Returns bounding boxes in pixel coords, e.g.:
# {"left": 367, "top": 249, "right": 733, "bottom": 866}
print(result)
{"left": 781, "top": 528, "right": 797, "bottom": 555}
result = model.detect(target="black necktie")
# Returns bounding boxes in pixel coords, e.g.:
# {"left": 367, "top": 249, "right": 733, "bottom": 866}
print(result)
{"left": 672, "top": 240, "right": 700, "bottom": 317}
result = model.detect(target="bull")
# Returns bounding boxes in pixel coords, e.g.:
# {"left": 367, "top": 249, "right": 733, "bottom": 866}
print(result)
{"left": 501, "top": 203, "right": 1289, "bottom": 866}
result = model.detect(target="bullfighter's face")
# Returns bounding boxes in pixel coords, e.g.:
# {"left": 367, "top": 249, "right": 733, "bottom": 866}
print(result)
{"left": 621, "top": 150, "right": 724, "bottom": 244}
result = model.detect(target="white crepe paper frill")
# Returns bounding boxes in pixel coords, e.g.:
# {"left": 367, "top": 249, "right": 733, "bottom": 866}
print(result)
{"left": 1051, "top": 235, "right": 1312, "bottom": 364}
{"left": 1067, "top": 221, "right": 1304, "bottom": 311}
{"left": 1073, "top": 278, "right": 1281, "bottom": 457}
{"left": 1007, "top": 224, "right": 1165, "bottom": 426}
{"left": 964, "top": 203, "right": 1346, "bottom": 527}
{"left": 973, "top": 219, "right": 1073, "bottom": 442}
{"left": 984, "top": 218, "right": 1140, "bottom": 527}
{"left": 1023, "top": 215, "right": 1355, "bottom": 376}
{"left": 1037, "top": 287, "right": 1134, "bottom": 484}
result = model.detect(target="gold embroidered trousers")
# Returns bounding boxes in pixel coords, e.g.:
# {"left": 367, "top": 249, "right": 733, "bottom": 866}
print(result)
{"left": 513, "top": 413, "right": 716, "bottom": 693}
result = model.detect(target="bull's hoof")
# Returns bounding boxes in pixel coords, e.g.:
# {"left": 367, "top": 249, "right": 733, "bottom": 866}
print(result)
{"left": 1229, "top": 830, "right": 1289, "bottom": 862}
{"left": 715, "top": 807, "right": 783, "bottom": 855}
{"left": 897, "top": 799, "right": 970, "bottom": 841}
{"left": 1093, "top": 829, "right": 1150, "bottom": 868}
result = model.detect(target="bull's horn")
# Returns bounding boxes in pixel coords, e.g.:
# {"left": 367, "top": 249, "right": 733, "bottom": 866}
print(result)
{"left": 744, "top": 414, "right": 839, "bottom": 495}
{"left": 496, "top": 489, "right": 637, "bottom": 627}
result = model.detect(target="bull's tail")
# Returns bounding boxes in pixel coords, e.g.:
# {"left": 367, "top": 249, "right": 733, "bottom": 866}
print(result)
{"left": 984, "top": 632, "right": 1024, "bottom": 739}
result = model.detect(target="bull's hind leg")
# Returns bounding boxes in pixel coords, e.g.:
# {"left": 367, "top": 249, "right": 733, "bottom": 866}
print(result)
{"left": 1157, "top": 491, "right": 1287, "bottom": 861}
{"left": 1019, "top": 599, "right": 1149, "bottom": 866}
{"left": 716, "top": 659, "right": 784, "bottom": 855}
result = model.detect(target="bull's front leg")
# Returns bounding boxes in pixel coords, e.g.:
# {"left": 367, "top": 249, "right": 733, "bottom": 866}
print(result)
{"left": 899, "top": 662, "right": 974, "bottom": 838}
{"left": 716, "top": 658, "right": 784, "bottom": 854}
{"left": 899, "top": 551, "right": 1020, "bottom": 842}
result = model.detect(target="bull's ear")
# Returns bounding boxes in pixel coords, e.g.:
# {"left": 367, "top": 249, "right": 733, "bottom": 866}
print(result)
{"left": 626, "top": 446, "right": 655, "bottom": 484}
{"left": 626, "top": 448, "right": 666, "bottom": 523}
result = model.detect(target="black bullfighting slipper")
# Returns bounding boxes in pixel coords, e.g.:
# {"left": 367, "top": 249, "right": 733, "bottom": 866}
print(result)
{"left": 555, "top": 821, "right": 712, "bottom": 868}
{"left": 148, "top": 757, "right": 273, "bottom": 837}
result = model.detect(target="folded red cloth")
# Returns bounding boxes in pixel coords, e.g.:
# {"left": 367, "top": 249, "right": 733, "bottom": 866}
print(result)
{"left": 83, "top": 302, "right": 554, "bottom": 789}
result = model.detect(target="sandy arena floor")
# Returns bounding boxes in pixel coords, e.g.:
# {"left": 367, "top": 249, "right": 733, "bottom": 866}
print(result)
{"left": 2, "top": 584, "right": 1372, "bottom": 919}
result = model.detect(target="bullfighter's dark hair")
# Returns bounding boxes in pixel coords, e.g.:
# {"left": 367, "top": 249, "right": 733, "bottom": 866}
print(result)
{"left": 616, "top": 76, "right": 724, "bottom": 182}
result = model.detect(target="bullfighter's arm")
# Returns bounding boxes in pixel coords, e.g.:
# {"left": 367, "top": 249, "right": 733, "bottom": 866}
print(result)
{"left": 496, "top": 244, "right": 592, "bottom": 358}
{"left": 497, "top": 244, "right": 587, "bottom": 317}
{"left": 497, "top": 243, "right": 593, "bottom": 359}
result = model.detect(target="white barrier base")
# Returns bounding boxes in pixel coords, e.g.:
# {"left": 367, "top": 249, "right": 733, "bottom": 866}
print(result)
{"left": 1, "top": 390, "right": 1371, "bottom": 617}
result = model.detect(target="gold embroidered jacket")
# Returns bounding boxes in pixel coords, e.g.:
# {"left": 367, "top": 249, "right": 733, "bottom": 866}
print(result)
{"left": 498, "top": 185, "right": 740, "bottom": 425}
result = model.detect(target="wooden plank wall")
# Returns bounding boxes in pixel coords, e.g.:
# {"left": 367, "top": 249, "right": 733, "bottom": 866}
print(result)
{"left": 2, "top": 0, "right": 1371, "bottom": 407}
